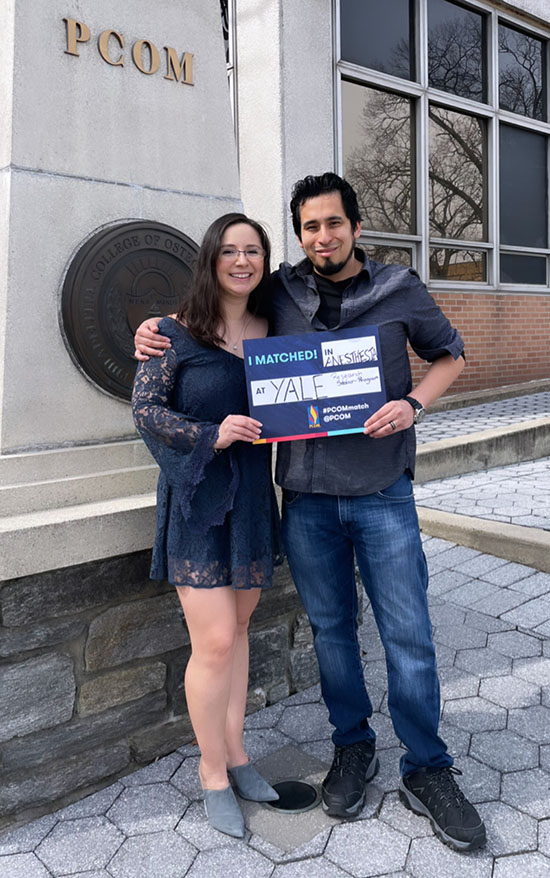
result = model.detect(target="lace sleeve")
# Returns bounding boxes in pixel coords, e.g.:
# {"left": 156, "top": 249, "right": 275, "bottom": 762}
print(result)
{"left": 132, "top": 351, "right": 239, "bottom": 533}
{"left": 132, "top": 349, "right": 219, "bottom": 452}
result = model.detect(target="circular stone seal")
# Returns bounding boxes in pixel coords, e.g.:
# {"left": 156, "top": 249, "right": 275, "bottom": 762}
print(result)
{"left": 61, "top": 221, "right": 199, "bottom": 401}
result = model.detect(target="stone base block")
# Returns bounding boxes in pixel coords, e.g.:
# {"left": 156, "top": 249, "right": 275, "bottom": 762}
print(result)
{"left": 0, "top": 551, "right": 313, "bottom": 829}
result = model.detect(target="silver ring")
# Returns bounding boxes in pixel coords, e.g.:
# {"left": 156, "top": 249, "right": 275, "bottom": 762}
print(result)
{"left": 389, "top": 420, "right": 396, "bottom": 431}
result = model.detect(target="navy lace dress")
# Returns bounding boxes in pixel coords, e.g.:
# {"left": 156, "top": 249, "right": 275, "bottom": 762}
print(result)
{"left": 132, "top": 318, "right": 281, "bottom": 589}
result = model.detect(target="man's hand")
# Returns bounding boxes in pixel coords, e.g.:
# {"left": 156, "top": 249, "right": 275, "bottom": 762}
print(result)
{"left": 214, "top": 415, "right": 263, "bottom": 449}
{"left": 134, "top": 317, "right": 171, "bottom": 361}
{"left": 363, "top": 400, "right": 414, "bottom": 438}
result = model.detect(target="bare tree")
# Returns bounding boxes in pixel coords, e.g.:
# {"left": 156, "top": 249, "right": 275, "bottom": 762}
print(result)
{"left": 428, "top": 16, "right": 484, "bottom": 102}
{"left": 344, "top": 85, "right": 413, "bottom": 237}
{"left": 499, "top": 25, "right": 545, "bottom": 120}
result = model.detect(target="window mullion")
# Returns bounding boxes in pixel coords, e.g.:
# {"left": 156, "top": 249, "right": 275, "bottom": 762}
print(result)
{"left": 488, "top": 115, "right": 499, "bottom": 286}
{"left": 417, "top": 0, "right": 428, "bottom": 89}
{"left": 416, "top": 0, "right": 428, "bottom": 277}
{"left": 337, "top": 62, "right": 423, "bottom": 96}
{"left": 418, "top": 89, "right": 430, "bottom": 283}
{"left": 547, "top": 133, "right": 550, "bottom": 255}
{"left": 489, "top": 8, "right": 499, "bottom": 287}
{"left": 547, "top": 38, "right": 550, "bottom": 289}
{"left": 335, "top": 69, "right": 343, "bottom": 178}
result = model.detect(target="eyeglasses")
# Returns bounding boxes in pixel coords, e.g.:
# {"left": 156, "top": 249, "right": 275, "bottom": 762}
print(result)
{"left": 218, "top": 247, "right": 266, "bottom": 261}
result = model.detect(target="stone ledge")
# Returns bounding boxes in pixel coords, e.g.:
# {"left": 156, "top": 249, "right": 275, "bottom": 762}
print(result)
{"left": 430, "top": 378, "right": 550, "bottom": 413}
{"left": 418, "top": 506, "right": 550, "bottom": 574}
{"left": 0, "top": 495, "right": 156, "bottom": 581}
{"left": 0, "top": 439, "right": 152, "bottom": 483}
{"left": 416, "top": 417, "right": 550, "bottom": 483}
{"left": 1, "top": 465, "right": 158, "bottom": 515}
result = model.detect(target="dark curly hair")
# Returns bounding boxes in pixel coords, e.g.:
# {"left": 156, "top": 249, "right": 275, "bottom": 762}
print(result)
{"left": 177, "top": 213, "right": 271, "bottom": 348}
{"left": 290, "top": 172, "right": 362, "bottom": 238}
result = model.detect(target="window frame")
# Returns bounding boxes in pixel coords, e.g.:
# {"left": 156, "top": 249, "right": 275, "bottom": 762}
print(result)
{"left": 335, "top": 0, "right": 550, "bottom": 293}
{"left": 221, "top": 0, "right": 239, "bottom": 149}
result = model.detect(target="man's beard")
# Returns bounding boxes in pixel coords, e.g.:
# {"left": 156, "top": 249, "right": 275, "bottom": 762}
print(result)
{"left": 315, "top": 259, "right": 349, "bottom": 276}
{"left": 313, "top": 244, "right": 354, "bottom": 276}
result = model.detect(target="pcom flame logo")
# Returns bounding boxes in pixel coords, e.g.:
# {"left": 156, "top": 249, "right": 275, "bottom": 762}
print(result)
{"left": 308, "top": 405, "right": 320, "bottom": 428}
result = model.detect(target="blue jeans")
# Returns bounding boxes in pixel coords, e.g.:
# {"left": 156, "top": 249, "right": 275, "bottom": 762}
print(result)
{"left": 282, "top": 473, "right": 452, "bottom": 777}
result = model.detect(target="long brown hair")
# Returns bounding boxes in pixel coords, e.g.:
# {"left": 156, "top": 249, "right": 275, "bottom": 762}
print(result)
{"left": 177, "top": 213, "right": 272, "bottom": 348}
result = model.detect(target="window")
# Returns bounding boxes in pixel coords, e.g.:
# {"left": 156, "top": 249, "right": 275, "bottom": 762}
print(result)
{"left": 499, "top": 23, "right": 546, "bottom": 121}
{"left": 501, "top": 254, "right": 546, "bottom": 284}
{"left": 338, "top": 0, "right": 550, "bottom": 288}
{"left": 342, "top": 82, "right": 414, "bottom": 235}
{"left": 220, "top": 0, "right": 238, "bottom": 136}
{"left": 428, "top": 0, "right": 486, "bottom": 102}
{"left": 362, "top": 245, "right": 413, "bottom": 267}
{"left": 500, "top": 125, "right": 547, "bottom": 249}
{"left": 340, "top": 0, "right": 414, "bottom": 81}
{"left": 430, "top": 248, "right": 486, "bottom": 281}
{"left": 428, "top": 106, "right": 486, "bottom": 243}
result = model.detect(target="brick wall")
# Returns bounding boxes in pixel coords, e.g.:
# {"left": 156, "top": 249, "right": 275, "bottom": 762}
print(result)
{"left": 410, "top": 292, "right": 550, "bottom": 393}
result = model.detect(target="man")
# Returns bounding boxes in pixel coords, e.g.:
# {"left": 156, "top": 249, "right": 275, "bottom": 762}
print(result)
{"left": 135, "top": 173, "right": 486, "bottom": 852}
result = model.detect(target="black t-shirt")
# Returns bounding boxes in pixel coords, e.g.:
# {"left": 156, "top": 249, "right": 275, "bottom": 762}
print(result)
{"left": 314, "top": 274, "right": 351, "bottom": 329}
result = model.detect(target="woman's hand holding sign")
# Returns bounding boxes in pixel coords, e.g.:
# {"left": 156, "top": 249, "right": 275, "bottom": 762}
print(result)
{"left": 363, "top": 400, "right": 414, "bottom": 437}
{"left": 214, "top": 415, "right": 263, "bottom": 449}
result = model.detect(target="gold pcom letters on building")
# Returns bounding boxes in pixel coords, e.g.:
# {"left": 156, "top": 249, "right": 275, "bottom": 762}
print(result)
{"left": 63, "top": 18, "right": 194, "bottom": 85}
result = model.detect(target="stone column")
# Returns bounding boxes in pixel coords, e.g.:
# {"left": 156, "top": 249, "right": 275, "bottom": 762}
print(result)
{"left": 235, "top": 0, "right": 334, "bottom": 266}
{"left": 0, "top": 0, "right": 241, "bottom": 578}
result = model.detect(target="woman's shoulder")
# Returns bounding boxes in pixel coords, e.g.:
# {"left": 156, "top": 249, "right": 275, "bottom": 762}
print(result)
{"left": 158, "top": 317, "right": 201, "bottom": 352}
{"left": 158, "top": 317, "right": 221, "bottom": 363}
{"left": 158, "top": 315, "right": 187, "bottom": 337}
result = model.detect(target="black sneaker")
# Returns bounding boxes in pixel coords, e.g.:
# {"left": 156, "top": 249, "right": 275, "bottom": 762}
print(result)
{"left": 321, "top": 740, "right": 379, "bottom": 818}
{"left": 399, "top": 766, "right": 486, "bottom": 852}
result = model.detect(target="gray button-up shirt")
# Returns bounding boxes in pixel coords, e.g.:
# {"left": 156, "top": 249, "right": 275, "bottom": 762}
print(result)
{"left": 271, "top": 252, "right": 464, "bottom": 496}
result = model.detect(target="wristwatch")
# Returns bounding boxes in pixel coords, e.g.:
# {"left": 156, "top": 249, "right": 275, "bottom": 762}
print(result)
{"left": 404, "top": 396, "right": 426, "bottom": 424}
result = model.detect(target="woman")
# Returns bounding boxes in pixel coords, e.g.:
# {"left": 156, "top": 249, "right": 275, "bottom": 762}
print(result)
{"left": 132, "top": 213, "right": 281, "bottom": 838}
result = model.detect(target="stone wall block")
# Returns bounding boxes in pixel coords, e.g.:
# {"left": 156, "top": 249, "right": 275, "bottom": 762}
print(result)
{"left": 130, "top": 717, "right": 194, "bottom": 764}
{"left": 0, "top": 618, "right": 86, "bottom": 658}
{"left": 78, "top": 662, "right": 167, "bottom": 716}
{"left": 85, "top": 593, "right": 189, "bottom": 670}
{"left": 2, "top": 691, "right": 167, "bottom": 772}
{"left": 267, "top": 681, "right": 291, "bottom": 703}
{"left": 0, "top": 552, "right": 159, "bottom": 626}
{"left": 248, "top": 624, "right": 290, "bottom": 692}
{"left": 0, "top": 743, "right": 130, "bottom": 819}
{"left": 246, "top": 688, "right": 268, "bottom": 714}
{"left": 252, "top": 563, "right": 302, "bottom": 626}
{"left": 0, "top": 653, "right": 75, "bottom": 742}
{"left": 292, "top": 612, "right": 313, "bottom": 647}
{"left": 290, "top": 644, "right": 319, "bottom": 691}
{"left": 166, "top": 646, "right": 192, "bottom": 717}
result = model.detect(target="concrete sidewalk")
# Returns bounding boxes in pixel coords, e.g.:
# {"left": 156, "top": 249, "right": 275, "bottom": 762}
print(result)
{"left": 1, "top": 392, "right": 549, "bottom": 877}
{"left": 415, "top": 393, "right": 550, "bottom": 574}
{"left": 416, "top": 391, "right": 550, "bottom": 444}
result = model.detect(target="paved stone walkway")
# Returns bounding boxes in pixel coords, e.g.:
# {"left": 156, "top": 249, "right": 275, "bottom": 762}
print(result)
{"left": 415, "top": 457, "right": 550, "bottom": 531}
{"left": 2, "top": 393, "right": 549, "bottom": 876}
{"left": 416, "top": 391, "right": 550, "bottom": 444}
{"left": 1, "top": 535, "right": 549, "bottom": 878}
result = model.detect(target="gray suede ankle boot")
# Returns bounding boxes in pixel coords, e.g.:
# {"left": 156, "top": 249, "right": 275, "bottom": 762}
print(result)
{"left": 203, "top": 785, "right": 245, "bottom": 837}
{"left": 229, "top": 762, "right": 279, "bottom": 802}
